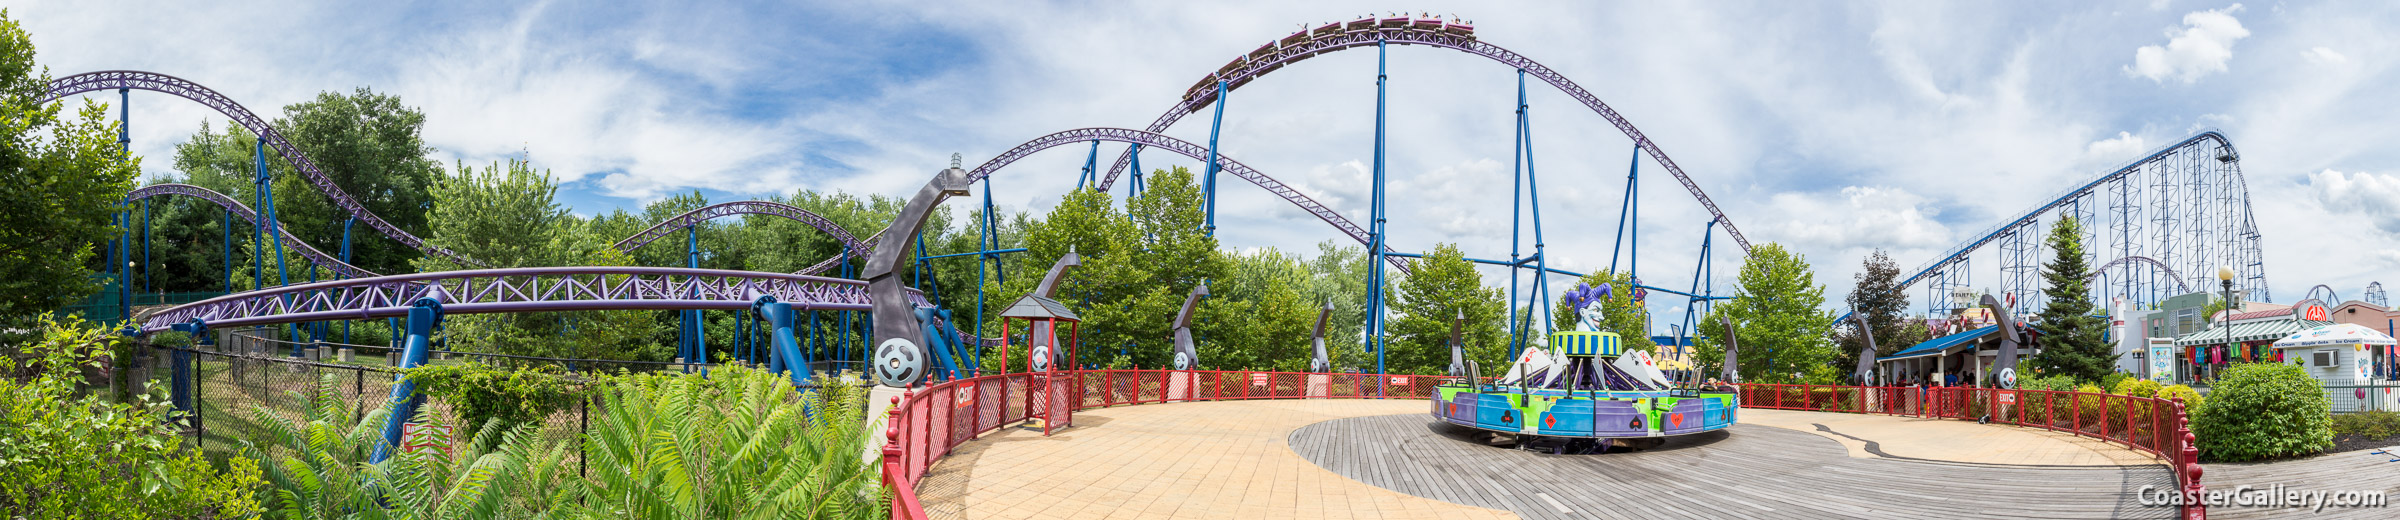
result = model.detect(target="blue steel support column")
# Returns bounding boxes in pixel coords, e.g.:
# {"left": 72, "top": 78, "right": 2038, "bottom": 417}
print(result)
{"left": 221, "top": 208, "right": 232, "bottom": 294}
{"left": 1202, "top": 79, "right": 1228, "bottom": 236}
{"left": 142, "top": 199, "right": 151, "bottom": 295}
{"left": 840, "top": 258, "right": 853, "bottom": 367}
{"left": 169, "top": 320, "right": 208, "bottom": 416}
{"left": 1610, "top": 145, "right": 1640, "bottom": 276}
{"left": 975, "top": 179, "right": 992, "bottom": 353}
{"left": 371, "top": 299, "right": 442, "bottom": 464}
{"left": 340, "top": 218, "right": 354, "bottom": 343}
{"left": 1680, "top": 221, "right": 1716, "bottom": 367}
{"left": 1077, "top": 140, "right": 1100, "bottom": 190}
{"left": 758, "top": 299, "right": 809, "bottom": 387}
{"left": 117, "top": 89, "right": 129, "bottom": 320}
{"left": 686, "top": 225, "right": 706, "bottom": 370}
{"left": 1128, "top": 145, "right": 1146, "bottom": 198}
{"left": 1368, "top": 36, "right": 1390, "bottom": 377}
{"left": 116, "top": 209, "right": 130, "bottom": 321}
{"left": 253, "top": 140, "right": 294, "bottom": 353}
{"left": 1508, "top": 70, "right": 1525, "bottom": 359}
{"left": 1519, "top": 70, "right": 1555, "bottom": 341}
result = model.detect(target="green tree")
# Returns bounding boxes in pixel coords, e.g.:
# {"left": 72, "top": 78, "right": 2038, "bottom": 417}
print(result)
{"left": 415, "top": 160, "right": 663, "bottom": 361}
{"left": 1839, "top": 250, "right": 1913, "bottom": 361}
{"left": 2026, "top": 217, "right": 2114, "bottom": 383}
{"left": 0, "top": 11, "right": 143, "bottom": 327}
{"left": 0, "top": 313, "right": 265, "bottom": 518}
{"left": 266, "top": 88, "right": 443, "bottom": 275}
{"left": 1382, "top": 243, "right": 1507, "bottom": 375}
{"left": 1694, "top": 243, "right": 1837, "bottom": 384}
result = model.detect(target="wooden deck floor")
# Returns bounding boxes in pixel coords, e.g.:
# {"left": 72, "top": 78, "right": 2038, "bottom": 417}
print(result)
{"left": 2203, "top": 448, "right": 2400, "bottom": 519}
{"left": 1291, "top": 415, "right": 2179, "bottom": 520}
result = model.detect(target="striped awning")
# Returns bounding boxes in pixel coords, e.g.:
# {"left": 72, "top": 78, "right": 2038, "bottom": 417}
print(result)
{"left": 2175, "top": 319, "right": 2330, "bottom": 346}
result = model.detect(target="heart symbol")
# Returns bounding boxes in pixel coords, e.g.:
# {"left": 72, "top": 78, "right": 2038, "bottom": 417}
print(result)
{"left": 1670, "top": 413, "right": 1684, "bottom": 427}
{"left": 1448, "top": 403, "right": 1457, "bottom": 415}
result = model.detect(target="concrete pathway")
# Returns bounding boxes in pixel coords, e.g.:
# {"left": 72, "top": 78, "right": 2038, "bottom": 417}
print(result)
{"left": 1739, "top": 408, "right": 2164, "bottom": 467}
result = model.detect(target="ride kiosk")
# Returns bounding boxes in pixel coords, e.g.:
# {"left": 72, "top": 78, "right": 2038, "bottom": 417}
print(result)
{"left": 999, "top": 287, "right": 1082, "bottom": 435}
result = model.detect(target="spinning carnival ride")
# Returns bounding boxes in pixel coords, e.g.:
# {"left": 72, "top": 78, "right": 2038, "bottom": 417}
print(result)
{"left": 1433, "top": 284, "right": 1737, "bottom": 447}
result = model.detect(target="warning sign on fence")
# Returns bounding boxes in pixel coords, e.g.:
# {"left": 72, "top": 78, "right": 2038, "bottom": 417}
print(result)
{"left": 1391, "top": 377, "right": 1406, "bottom": 386}
{"left": 1998, "top": 392, "right": 2017, "bottom": 405}
{"left": 1250, "top": 373, "right": 1270, "bottom": 386}
{"left": 401, "top": 423, "right": 454, "bottom": 456}
{"left": 956, "top": 388, "right": 977, "bottom": 408}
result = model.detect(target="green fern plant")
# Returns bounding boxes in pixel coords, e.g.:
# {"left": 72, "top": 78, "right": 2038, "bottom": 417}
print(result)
{"left": 576, "top": 365, "right": 884, "bottom": 519}
{"left": 243, "top": 374, "right": 577, "bottom": 519}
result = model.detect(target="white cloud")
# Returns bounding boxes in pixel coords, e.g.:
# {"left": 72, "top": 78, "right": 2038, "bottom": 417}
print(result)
{"left": 2311, "top": 169, "right": 2400, "bottom": 235}
{"left": 2127, "top": 4, "right": 2251, "bottom": 83}
{"left": 2301, "top": 46, "right": 2350, "bottom": 66}
{"left": 1765, "top": 186, "right": 1954, "bottom": 251}
{"left": 2086, "top": 131, "right": 2149, "bottom": 160}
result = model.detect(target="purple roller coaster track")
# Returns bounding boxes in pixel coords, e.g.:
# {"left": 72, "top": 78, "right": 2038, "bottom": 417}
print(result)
{"left": 1098, "top": 16, "right": 1752, "bottom": 252}
{"left": 126, "top": 183, "right": 379, "bottom": 279}
{"left": 965, "top": 127, "right": 1414, "bottom": 273}
{"left": 46, "top": 71, "right": 485, "bottom": 267}
{"left": 133, "top": 266, "right": 930, "bottom": 335}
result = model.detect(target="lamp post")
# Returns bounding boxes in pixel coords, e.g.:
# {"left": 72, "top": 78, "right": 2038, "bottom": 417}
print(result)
{"left": 2218, "top": 265, "right": 2236, "bottom": 379}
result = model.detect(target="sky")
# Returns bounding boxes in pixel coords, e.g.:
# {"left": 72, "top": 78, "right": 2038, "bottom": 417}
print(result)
{"left": 18, "top": 1, "right": 2400, "bottom": 333}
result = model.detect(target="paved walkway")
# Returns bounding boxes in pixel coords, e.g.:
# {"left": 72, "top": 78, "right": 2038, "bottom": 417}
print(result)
{"left": 916, "top": 399, "right": 1515, "bottom": 520}
{"left": 1739, "top": 409, "right": 2164, "bottom": 466}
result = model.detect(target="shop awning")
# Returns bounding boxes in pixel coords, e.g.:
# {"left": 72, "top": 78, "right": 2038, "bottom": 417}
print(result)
{"left": 2175, "top": 319, "right": 2330, "bottom": 346}
{"left": 1879, "top": 326, "right": 1997, "bottom": 361}
{"left": 2272, "top": 323, "right": 2398, "bottom": 348}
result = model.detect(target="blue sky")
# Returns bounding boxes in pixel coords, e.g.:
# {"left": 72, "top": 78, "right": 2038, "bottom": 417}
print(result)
{"left": 21, "top": 1, "right": 2400, "bottom": 326}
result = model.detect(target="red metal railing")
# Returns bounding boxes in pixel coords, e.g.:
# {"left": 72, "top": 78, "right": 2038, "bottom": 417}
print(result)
{"left": 1737, "top": 384, "right": 2206, "bottom": 520}
{"left": 878, "top": 370, "right": 1452, "bottom": 519}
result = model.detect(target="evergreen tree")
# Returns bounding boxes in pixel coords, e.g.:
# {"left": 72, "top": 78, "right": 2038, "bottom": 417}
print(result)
{"left": 2027, "top": 217, "right": 2115, "bottom": 383}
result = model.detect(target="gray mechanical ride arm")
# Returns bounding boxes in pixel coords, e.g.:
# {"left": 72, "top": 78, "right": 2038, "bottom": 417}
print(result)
{"left": 1851, "top": 312, "right": 1879, "bottom": 384}
{"left": 1171, "top": 283, "right": 1208, "bottom": 370}
{"left": 867, "top": 168, "right": 972, "bottom": 387}
{"left": 1445, "top": 310, "right": 1466, "bottom": 377}
{"left": 1720, "top": 314, "right": 1741, "bottom": 385}
{"left": 1979, "top": 294, "right": 2023, "bottom": 389}
{"left": 1308, "top": 301, "right": 1333, "bottom": 373}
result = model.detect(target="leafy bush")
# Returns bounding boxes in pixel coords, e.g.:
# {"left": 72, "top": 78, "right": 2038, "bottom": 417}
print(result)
{"left": 2193, "top": 363, "right": 2334, "bottom": 462}
{"left": 246, "top": 374, "right": 579, "bottom": 518}
{"left": 2158, "top": 384, "right": 2205, "bottom": 412}
{"left": 580, "top": 363, "right": 884, "bottom": 519}
{"left": 2073, "top": 384, "right": 2107, "bottom": 422}
{"left": 2111, "top": 378, "right": 2162, "bottom": 399}
{"left": 403, "top": 362, "right": 587, "bottom": 431}
{"left": 2331, "top": 410, "right": 2400, "bottom": 439}
{"left": 2099, "top": 372, "right": 2131, "bottom": 393}
{"left": 2020, "top": 374, "right": 2078, "bottom": 392}
{"left": 0, "top": 313, "right": 264, "bottom": 518}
